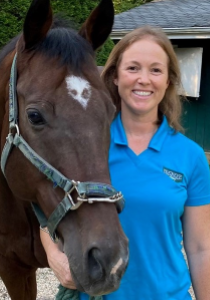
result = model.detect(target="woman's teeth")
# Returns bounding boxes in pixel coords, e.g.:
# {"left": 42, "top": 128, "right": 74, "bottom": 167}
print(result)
{"left": 134, "top": 91, "right": 152, "bottom": 96}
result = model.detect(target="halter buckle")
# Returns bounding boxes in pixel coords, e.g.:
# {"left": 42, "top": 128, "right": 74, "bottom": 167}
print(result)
{"left": 65, "top": 180, "right": 83, "bottom": 210}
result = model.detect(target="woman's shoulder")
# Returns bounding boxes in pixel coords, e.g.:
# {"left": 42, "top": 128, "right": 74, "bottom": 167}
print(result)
{"left": 170, "top": 130, "right": 206, "bottom": 161}
{"left": 175, "top": 131, "right": 202, "bottom": 148}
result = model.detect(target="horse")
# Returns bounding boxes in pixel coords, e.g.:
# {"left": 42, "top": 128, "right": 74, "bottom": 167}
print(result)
{"left": 0, "top": 0, "right": 129, "bottom": 299}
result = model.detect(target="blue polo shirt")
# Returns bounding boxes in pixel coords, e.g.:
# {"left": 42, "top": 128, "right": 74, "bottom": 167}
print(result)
{"left": 80, "top": 113, "right": 210, "bottom": 300}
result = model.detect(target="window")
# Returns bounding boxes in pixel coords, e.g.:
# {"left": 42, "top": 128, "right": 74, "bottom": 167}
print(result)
{"left": 175, "top": 48, "right": 203, "bottom": 98}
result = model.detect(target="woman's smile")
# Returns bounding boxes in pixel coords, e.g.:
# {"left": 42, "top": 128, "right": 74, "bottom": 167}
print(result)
{"left": 132, "top": 90, "right": 153, "bottom": 98}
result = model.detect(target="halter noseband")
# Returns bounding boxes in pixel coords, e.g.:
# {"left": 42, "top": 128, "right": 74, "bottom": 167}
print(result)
{"left": 1, "top": 53, "right": 125, "bottom": 242}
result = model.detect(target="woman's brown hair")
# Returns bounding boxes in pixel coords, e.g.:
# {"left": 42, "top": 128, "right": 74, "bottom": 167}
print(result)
{"left": 101, "top": 26, "right": 183, "bottom": 132}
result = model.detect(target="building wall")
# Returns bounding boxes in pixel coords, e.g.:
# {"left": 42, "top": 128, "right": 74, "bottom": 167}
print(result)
{"left": 171, "top": 39, "right": 210, "bottom": 160}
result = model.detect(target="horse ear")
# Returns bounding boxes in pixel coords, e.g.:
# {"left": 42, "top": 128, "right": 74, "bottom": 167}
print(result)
{"left": 79, "top": 0, "right": 114, "bottom": 50}
{"left": 23, "top": 0, "right": 53, "bottom": 50}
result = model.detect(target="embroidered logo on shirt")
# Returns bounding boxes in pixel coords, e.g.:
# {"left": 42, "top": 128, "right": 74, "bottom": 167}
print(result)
{"left": 163, "top": 167, "right": 183, "bottom": 183}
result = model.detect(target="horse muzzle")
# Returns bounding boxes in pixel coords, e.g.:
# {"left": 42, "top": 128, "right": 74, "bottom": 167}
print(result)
{"left": 66, "top": 232, "right": 129, "bottom": 296}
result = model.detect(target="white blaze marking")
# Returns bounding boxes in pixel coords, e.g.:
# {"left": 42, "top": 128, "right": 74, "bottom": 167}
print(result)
{"left": 110, "top": 258, "right": 123, "bottom": 275}
{"left": 65, "top": 75, "right": 91, "bottom": 109}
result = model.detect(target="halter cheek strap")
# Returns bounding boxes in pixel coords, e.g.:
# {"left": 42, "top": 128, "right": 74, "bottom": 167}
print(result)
{"left": 1, "top": 53, "right": 125, "bottom": 242}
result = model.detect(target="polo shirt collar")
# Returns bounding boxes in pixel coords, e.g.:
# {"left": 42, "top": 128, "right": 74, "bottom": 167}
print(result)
{"left": 112, "top": 113, "right": 173, "bottom": 151}
{"left": 149, "top": 115, "right": 173, "bottom": 151}
{"left": 112, "top": 113, "right": 128, "bottom": 146}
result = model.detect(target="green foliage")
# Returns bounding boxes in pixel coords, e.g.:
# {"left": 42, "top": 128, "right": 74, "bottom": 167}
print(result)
{"left": 0, "top": 0, "right": 30, "bottom": 49}
{"left": 96, "top": 38, "right": 115, "bottom": 66}
{"left": 51, "top": 0, "right": 99, "bottom": 25}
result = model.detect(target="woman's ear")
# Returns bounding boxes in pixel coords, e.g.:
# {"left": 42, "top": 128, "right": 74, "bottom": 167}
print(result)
{"left": 113, "top": 78, "right": 118, "bottom": 86}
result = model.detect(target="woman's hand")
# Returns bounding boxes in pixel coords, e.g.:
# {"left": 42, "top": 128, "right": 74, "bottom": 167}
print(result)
{"left": 40, "top": 228, "right": 76, "bottom": 289}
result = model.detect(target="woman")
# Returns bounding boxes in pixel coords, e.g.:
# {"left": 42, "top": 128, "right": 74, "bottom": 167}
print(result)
{"left": 41, "top": 26, "right": 210, "bottom": 299}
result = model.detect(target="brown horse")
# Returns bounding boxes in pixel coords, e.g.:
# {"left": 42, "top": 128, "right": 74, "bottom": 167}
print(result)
{"left": 0, "top": 0, "right": 129, "bottom": 299}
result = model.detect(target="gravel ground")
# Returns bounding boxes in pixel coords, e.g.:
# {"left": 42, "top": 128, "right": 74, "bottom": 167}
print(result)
{"left": 0, "top": 267, "right": 196, "bottom": 300}
{"left": 0, "top": 268, "right": 59, "bottom": 300}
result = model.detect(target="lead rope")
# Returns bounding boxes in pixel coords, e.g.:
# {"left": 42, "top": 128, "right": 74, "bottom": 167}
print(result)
{"left": 55, "top": 284, "right": 103, "bottom": 300}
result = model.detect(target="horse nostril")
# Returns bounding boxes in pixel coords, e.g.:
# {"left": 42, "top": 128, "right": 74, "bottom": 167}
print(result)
{"left": 88, "top": 248, "right": 104, "bottom": 281}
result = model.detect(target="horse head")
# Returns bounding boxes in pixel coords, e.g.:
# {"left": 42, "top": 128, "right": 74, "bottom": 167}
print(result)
{"left": 0, "top": 0, "right": 128, "bottom": 296}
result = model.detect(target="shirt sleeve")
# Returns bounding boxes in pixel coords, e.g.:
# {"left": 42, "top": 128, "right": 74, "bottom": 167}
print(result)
{"left": 186, "top": 148, "right": 210, "bottom": 206}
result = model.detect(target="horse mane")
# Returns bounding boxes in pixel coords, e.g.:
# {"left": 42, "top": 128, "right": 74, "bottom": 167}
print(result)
{"left": 0, "top": 35, "right": 20, "bottom": 64}
{"left": 0, "top": 18, "right": 95, "bottom": 73}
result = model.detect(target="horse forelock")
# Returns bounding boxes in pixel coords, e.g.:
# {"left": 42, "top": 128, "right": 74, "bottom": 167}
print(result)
{"left": 35, "top": 26, "right": 95, "bottom": 74}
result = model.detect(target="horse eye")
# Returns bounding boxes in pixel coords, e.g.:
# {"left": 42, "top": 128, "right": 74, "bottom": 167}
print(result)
{"left": 27, "top": 111, "right": 45, "bottom": 125}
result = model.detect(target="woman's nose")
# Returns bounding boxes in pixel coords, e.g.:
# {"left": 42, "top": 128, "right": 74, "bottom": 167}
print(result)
{"left": 137, "top": 70, "right": 150, "bottom": 84}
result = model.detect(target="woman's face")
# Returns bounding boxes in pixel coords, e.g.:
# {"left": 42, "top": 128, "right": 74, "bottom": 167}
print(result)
{"left": 114, "top": 38, "right": 169, "bottom": 120}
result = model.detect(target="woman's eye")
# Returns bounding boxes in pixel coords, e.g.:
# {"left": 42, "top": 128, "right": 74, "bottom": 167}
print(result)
{"left": 152, "top": 68, "right": 161, "bottom": 74}
{"left": 27, "top": 111, "right": 45, "bottom": 125}
{"left": 128, "top": 66, "right": 137, "bottom": 71}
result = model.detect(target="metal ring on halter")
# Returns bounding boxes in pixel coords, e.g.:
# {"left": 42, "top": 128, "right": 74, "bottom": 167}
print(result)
{"left": 9, "top": 124, "right": 20, "bottom": 136}
{"left": 66, "top": 192, "right": 83, "bottom": 210}
{"left": 65, "top": 180, "right": 83, "bottom": 210}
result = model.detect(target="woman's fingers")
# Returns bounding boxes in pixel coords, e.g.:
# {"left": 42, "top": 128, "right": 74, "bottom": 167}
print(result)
{"left": 48, "top": 251, "right": 77, "bottom": 289}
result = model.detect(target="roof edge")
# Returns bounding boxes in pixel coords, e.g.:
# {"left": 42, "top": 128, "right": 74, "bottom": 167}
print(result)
{"left": 111, "top": 27, "right": 210, "bottom": 40}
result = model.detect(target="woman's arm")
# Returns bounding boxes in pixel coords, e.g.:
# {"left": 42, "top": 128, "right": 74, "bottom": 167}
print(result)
{"left": 40, "top": 228, "right": 76, "bottom": 289}
{"left": 183, "top": 204, "right": 210, "bottom": 300}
